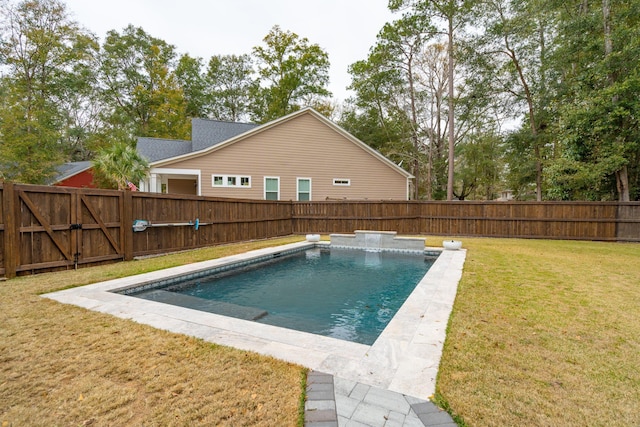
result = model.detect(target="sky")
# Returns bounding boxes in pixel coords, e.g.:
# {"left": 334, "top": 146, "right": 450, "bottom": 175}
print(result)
{"left": 62, "top": 0, "right": 398, "bottom": 102}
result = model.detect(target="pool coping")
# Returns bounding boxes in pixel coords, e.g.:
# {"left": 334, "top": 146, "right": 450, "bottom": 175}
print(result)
{"left": 43, "top": 241, "right": 466, "bottom": 400}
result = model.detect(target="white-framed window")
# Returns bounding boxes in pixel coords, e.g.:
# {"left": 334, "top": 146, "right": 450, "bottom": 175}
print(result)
{"left": 297, "top": 178, "right": 311, "bottom": 201}
{"left": 212, "top": 174, "right": 251, "bottom": 188}
{"left": 264, "top": 177, "right": 280, "bottom": 200}
{"left": 333, "top": 178, "right": 351, "bottom": 186}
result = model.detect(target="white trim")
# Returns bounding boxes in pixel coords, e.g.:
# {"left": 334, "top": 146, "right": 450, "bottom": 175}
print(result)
{"left": 333, "top": 178, "right": 351, "bottom": 186}
{"left": 148, "top": 168, "right": 202, "bottom": 196}
{"left": 264, "top": 176, "right": 280, "bottom": 200}
{"left": 296, "top": 177, "right": 312, "bottom": 201}
{"left": 212, "top": 174, "right": 252, "bottom": 188}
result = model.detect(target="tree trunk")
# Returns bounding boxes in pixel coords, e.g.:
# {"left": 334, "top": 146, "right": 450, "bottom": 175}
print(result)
{"left": 603, "top": 0, "right": 612, "bottom": 57}
{"left": 446, "top": 19, "right": 455, "bottom": 201}
{"left": 408, "top": 57, "right": 420, "bottom": 200}
{"left": 534, "top": 142, "right": 542, "bottom": 201}
{"left": 504, "top": 34, "right": 543, "bottom": 200}
{"left": 603, "top": 0, "right": 629, "bottom": 201}
{"left": 427, "top": 129, "right": 434, "bottom": 200}
{"left": 615, "top": 164, "right": 630, "bottom": 202}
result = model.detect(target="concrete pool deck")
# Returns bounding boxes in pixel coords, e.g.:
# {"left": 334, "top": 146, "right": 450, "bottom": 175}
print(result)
{"left": 44, "top": 241, "right": 465, "bottom": 423}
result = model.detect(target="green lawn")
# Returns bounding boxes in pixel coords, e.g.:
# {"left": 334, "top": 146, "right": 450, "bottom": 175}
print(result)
{"left": 433, "top": 238, "right": 640, "bottom": 426}
{"left": 0, "top": 236, "right": 307, "bottom": 427}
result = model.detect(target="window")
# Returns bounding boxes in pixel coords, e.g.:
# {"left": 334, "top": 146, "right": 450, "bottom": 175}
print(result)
{"left": 333, "top": 178, "right": 351, "bottom": 186}
{"left": 297, "top": 178, "right": 311, "bottom": 201}
{"left": 264, "top": 177, "right": 279, "bottom": 200}
{"left": 212, "top": 174, "right": 251, "bottom": 188}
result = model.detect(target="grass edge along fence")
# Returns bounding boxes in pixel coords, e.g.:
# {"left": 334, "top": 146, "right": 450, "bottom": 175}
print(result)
{"left": 1, "top": 182, "right": 639, "bottom": 278}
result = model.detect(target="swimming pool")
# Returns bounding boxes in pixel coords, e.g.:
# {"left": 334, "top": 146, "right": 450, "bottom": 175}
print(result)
{"left": 128, "top": 247, "right": 436, "bottom": 345}
{"left": 44, "top": 240, "right": 466, "bottom": 399}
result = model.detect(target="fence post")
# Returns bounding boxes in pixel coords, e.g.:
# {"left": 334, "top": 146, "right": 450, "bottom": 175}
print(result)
{"left": 123, "top": 190, "right": 134, "bottom": 261}
{"left": 3, "top": 182, "right": 17, "bottom": 278}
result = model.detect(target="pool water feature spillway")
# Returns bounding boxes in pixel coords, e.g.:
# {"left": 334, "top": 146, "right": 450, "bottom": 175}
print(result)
{"left": 329, "top": 230, "right": 427, "bottom": 253}
{"left": 128, "top": 246, "right": 436, "bottom": 345}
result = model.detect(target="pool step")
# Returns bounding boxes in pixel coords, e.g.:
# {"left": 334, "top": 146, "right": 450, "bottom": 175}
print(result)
{"left": 134, "top": 290, "right": 268, "bottom": 321}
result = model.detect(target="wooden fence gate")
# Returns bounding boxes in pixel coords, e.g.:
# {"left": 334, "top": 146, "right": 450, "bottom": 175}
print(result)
{"left": 1, "top": 183, "right": 125, "bottom": 277}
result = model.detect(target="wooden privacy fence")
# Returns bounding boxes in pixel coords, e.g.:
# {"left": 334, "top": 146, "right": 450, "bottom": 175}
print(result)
{"left": 128, "top": 190, "right": 292, "bottom": 257}
{"left": 0, "top": 183, "right": 292, "bottom": 278}
{"left": 291, "top": 201, "right": 640, "bottom": 241}
{"left": 1, "top": 182, "right": 638, "bottom": 277}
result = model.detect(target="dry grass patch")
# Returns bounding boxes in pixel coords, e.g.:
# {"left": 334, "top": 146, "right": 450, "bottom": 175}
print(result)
{"left": 1, "top": 237, "right": 306, "bottom": 426}
{"left": 435, "top": 238, "right": 640, "bottom": 426}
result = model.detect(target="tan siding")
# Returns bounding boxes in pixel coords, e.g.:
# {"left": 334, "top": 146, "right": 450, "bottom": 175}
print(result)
{"left": 163, "top": 111, "right": 409, "bottom": 200}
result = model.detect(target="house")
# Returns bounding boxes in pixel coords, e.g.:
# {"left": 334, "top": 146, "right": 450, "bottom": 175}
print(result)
{"left": 51, "top": 161, "right": 97, "bottom": 188}
{"left": 137, "top": 108, "right": 414, "bottom": 201}
{"left": 496, "top": 190, "right": 515, "bottom": 201}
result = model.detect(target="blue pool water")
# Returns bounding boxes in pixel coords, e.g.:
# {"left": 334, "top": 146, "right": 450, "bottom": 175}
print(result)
{"left": 134, "top": 247, "right": 435, "bottom": 345}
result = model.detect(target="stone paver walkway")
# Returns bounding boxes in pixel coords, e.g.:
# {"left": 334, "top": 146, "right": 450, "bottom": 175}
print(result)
{"left": 306, "top": 371, "right": 456, "bottom": 427}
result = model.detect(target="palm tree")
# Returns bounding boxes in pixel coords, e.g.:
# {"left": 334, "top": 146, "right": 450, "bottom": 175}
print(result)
{"left": 92, "top": 142, "right": 149, "bottom": 190}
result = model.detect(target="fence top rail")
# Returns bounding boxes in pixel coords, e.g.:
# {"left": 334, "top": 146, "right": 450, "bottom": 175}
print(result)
{"left": 2, "top": 182, "right": 639, "bottom": 206}
{"left": 1, "top": 183, "right": 122, "bottom": 197}
{"left": 293, "top": 199, "right": 640, "bottom": 206}
{"left": 3, "top": 183, "right": 79, "bottom": 195}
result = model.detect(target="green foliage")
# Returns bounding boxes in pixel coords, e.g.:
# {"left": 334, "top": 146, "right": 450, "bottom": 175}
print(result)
{"left": 467, "top": 0, "right": 558, "bottom": 200}
{"left": 544, "top": 157, "right": 614, "bottom": 201}
{"left": 0, "top": 83, "right": 62, "bottom": 183}
{"left": 343, "top": 14, "right": 437, "bottom": 199}
{"left": 1, "top": 3, "right": 338, "bottom": 185}
{"left": 546, "top": 0, "right": 640, "bottom": 200}
{"left": 2, "top": 0, "right": 638, "bottom": 202}
{"left": 98, "top": 25, "right": 189, "bottom": 140}
{"left": 91, "top": 141, "right": 149, "bottom": 190}
{"left": 175, "top": 54, "right": 209, "bottom": 119}
{"left": 343, "top": 45, "right": 411, "bottom": 154}
{"left": 341, "top": 50, "right": 419, "bottom": 191}
{"left": 454, "top": 132, "right": 505, "bottom": 200}
{"left": 474, "top": 0, "right": 640, "bottom": 201}
{"left": 206, "top": 54, "right": 255, "bottom": 122}
{"left": 0, "top": 0, "right": 97, "bottom": 183}
{"left": 251, "top": 26, "right": 331, "bottom": 123}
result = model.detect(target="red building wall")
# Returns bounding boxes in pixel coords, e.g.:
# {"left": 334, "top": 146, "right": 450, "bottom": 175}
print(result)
{"left": 54, "top": 169, "right": 97, "bottom": 188}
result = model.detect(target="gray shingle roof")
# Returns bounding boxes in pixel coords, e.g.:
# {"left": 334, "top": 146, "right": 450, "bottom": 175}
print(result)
{"left": 136, "top": 137, "right": 192, "bottom": 163}
{"left": 191, "top": 118, "right": 258, "bottom": 152}
{"left": 51, "top": 161, "right": 92, "bottom": 184}
{"left": 136, "top": 118, "right": 258, "bottom": 163}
